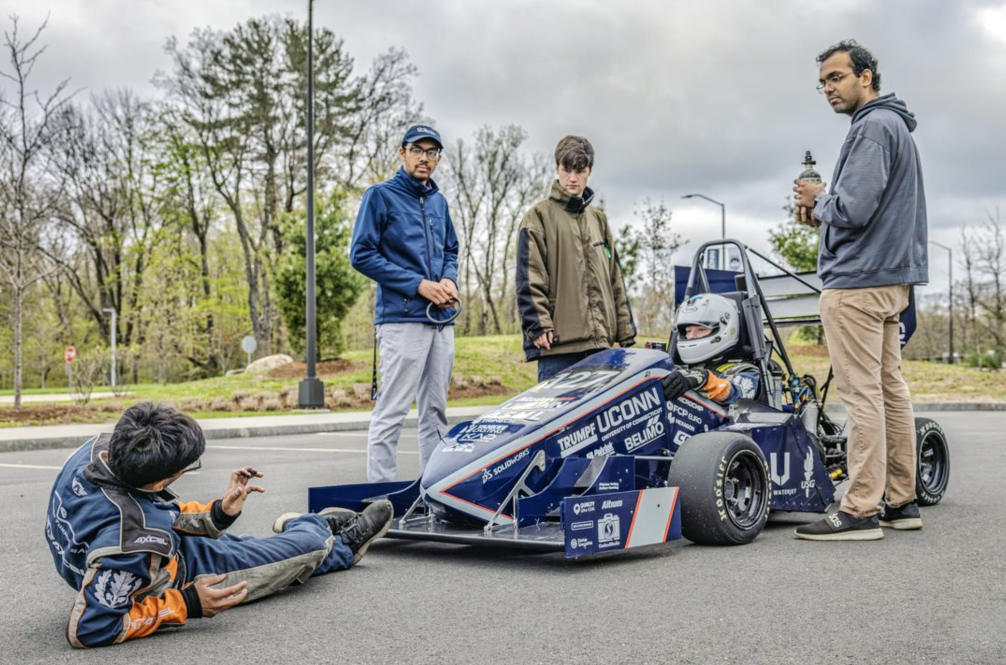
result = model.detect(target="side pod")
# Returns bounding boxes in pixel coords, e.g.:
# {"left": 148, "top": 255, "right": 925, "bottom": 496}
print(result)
{"left": 562, "top": 486, "right": 682, "bottom": 558}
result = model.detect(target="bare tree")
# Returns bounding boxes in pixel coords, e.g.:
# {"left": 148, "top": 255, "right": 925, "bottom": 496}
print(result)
{"left": 619, "top": 198, "right": 684, "bottom": 335}
{"left": 444, "top": 125, "right": 549, "bottom": 334}
{"left": 0, "top": 15, "right": 75, "bottom": 408}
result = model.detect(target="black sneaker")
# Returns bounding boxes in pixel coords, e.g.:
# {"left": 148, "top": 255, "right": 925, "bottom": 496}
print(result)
{"left": 880, "top": 502, "right": 923, "bottom": 530}
{"left": 337, "top": 499, "right": 394, "bottom": 563}
{"left": 795, "top": 510, "right": 884, "bottom": 541}
{"left": 272, "top": 507, "right": 357, "bottom": 535}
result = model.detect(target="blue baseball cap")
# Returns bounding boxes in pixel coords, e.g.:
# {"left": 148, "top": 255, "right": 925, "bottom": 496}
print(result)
{"left": 402, "top": 124, "right": 443, "bottom": 149}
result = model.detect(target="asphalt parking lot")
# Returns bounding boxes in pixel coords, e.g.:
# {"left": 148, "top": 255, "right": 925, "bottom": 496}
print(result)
{"left": 1, "top": 413, "right": 1003, "bottom": 665}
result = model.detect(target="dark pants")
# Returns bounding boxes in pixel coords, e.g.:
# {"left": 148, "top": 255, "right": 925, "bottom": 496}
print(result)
{"left": 537, "top": 350, "right": 603, "bottom": 383}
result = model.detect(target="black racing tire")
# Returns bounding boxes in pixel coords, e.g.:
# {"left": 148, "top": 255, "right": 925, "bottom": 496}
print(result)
{"left": 915, "top": 418, "right": 950, "bottom": 506}
{"left": 668, "top": 432, "right": 770, "bottom": 546}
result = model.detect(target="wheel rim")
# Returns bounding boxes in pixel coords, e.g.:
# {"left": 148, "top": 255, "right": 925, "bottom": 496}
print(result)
{"left": 722, "top": 450, "right": 768, "bottom": 529}
{"left": 918, "top": 429, "right": 949, "bottom": 496}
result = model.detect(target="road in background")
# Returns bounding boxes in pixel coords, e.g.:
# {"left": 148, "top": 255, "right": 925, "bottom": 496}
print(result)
{"left": 1, "top": 414, "right": 1003, "bottom": 664}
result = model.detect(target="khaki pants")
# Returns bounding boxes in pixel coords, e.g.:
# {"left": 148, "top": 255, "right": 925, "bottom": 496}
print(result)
{"left": 820, "top": 285, "right": 916, "bottom": 517}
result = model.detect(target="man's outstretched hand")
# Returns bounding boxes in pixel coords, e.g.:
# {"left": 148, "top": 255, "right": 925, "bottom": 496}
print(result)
{"left": 661, "top": 369, "right": 708, "bottom": 401}
{"left": 194, "top": 574, "right": 248, "bottom": 618}
{"left": 220, "top": 466, "right": 264, "bottom": 516}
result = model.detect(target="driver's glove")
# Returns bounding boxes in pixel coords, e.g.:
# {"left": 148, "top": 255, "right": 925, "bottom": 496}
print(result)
{"left": 661, "top": 369, "right": 708, "bottom": 401}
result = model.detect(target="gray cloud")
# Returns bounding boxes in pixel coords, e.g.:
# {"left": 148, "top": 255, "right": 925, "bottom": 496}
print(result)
{"left": 5, "top": 0, "right": 1004, "bottom": 295}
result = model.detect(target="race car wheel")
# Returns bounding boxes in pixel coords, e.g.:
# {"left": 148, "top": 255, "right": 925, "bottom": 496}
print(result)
{"left": 915, "top": 418, "right": 950, "bottom": 506}
{"left": 667, "top": 432, "right": 770, "bottom": 546}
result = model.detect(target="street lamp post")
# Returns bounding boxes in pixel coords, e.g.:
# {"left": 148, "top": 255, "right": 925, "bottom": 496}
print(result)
{"left": 930, "top": 240, "right": 954, "bottom": 364}
{"left": 298, "top": 0, "right": 325, "bottom": 408}
{"left": 102, "top": 308, "right": 117, "bottom": 388}
{"left": 682, "top": 193, "right": 726, "bottom": 269}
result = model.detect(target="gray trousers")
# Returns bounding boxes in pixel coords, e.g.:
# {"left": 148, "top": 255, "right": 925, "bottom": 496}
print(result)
{"left": 367, "top": 322, "right": 455, "bottom": 482}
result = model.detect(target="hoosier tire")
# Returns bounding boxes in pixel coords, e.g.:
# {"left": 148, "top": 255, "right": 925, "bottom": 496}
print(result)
{"left": 915, "top": 418, "right": 950, "bottom": 506}
{"left": 668, "top": 432, "right": 770, "bottom": 546}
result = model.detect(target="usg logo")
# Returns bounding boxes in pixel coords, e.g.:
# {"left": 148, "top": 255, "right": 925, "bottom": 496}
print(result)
{"left": 801, "top": 450, "right": 816, "bottom": 497}
{"left": 601, "top": 499, "right": 623, "bottom": 509}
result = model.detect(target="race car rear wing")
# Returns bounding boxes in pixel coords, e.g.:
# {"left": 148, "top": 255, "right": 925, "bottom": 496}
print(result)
{"left": 672, "top": 242, "right": 917, "bottom": 342}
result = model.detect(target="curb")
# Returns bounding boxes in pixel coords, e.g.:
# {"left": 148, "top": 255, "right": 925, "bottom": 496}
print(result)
{"left": 1, "top": 403, "right": 1000, "bottom": 455}
{"left": 0, "top": 412, "right": 478, "bottom": 454}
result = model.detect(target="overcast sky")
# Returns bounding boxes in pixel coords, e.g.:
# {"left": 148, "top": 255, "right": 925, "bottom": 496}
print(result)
{"left": 6, "top": 0, "right": 1006, "bottom": 296}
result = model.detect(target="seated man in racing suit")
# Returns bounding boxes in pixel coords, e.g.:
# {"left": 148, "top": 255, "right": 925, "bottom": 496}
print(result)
{"left": 661, "top": 293, "right": 761, "bottom": 405}
{"left": 46, "top": 402, "right": 393, "bottom": 648}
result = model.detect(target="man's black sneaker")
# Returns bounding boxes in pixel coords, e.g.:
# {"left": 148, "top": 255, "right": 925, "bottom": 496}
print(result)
{"left": 337, "top": 499, "right": 394, "bottom": 563}
{"left": 880, "top": 501, "right": 923, "bottom": 530}
{"left": 272, "top": 507, "right": 357, "bottom": 535}
{"left": 795, "top": 510, "right": 884, "bottom": 541}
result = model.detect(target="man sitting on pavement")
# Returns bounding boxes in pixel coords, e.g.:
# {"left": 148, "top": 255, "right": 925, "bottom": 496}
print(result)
{"left": 45, "top": 402, "right": 392, "bottom": 648}
{"left": 661, "top": 293, "right": 760, "bottom": 406}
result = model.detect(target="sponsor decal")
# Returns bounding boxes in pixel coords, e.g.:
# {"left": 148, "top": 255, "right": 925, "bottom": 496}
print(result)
{"left": 623, "top": 413, "right": 666, "bottom": 452}
{"left": 569, "top": 537, "right": 593, "bottom": 550}
{"left": 770, "top": 452, "right": 791, "bottom": 486}
{"left": 571, "top": 520, "right": 593, "bottom": 531}
{"left": 670, "top": 401, "right": 703, "bottom": 426}
{"left": 572, "top": 500, "right": 595, "bottom": 516}
{"left": 801, "top": 450, "right": 816, "bottom": 497}
{"left": 597, "top": 388, "right": 661, "bottom": 433}
{"left": 597, "top": 513, "right": 621, "bottom": 548}
{"left": 586, "top": 443, "right": 615, "bottom": 459}
{"left": 455, "top": 424, "right": 506, "bottom": 444}
{"left": 134, "top": 535, "right": 168, "bottom": 547}
{"left": 673, "top": 430, "right": 691, "bottom": 446}
{"left": 601, "top": 499, "right": 623, "bottom": 510}
{"left": 481, "top": 447, "right": 531, "bottom": 484}
{"left": 597, "top": 481, "right": 620, "bottom": 491}
{"left": 557, "top": 422, "right": 599, "bottom": 458}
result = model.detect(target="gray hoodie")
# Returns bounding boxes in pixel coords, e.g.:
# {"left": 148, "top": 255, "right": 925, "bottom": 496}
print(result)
{"left": 814, "top": 93, "right": 929, "bottom": 288}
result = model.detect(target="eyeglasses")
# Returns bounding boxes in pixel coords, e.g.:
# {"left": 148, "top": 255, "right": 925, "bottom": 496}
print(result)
{"left": 182, "top": 458, "right": 202, "bottom": 473}
{"left": 406, "top": 145, "right": 442, "bottom": 160}
{"left": 816, "top": 71, "right": 854, "bottom": 94}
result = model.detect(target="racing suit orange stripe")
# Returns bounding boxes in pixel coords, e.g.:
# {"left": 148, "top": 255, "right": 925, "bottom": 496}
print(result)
{"left": 702, "top": 373, "right": 732, "bottom": 402}
{"left": 122, "top": 589, "right": 188, "bottom": 641}
{"left": 176, "top": 499, "right": 215, "bottom": 514}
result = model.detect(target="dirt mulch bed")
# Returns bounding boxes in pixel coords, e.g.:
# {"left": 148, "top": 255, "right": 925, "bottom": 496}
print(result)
{"left": 265, "top": 359, "right": 365, "bottom": 379}
{"left": 0, "top": 402, "right": 121, "bottom": 426}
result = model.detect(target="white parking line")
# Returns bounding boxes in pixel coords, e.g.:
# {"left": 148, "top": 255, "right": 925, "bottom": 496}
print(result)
{"left": 315, "top": 431, "right": 417, "bottom": 438}
{"left": 0, "top": 463, "right": 62, "bottom": 470}
{"left": 207, "top": 445, "right": 418, "bottom": 455}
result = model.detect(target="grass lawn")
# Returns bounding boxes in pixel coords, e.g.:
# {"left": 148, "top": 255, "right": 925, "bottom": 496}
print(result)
{"left": 2, "top": 335, "right": 1003, "bottom": 427}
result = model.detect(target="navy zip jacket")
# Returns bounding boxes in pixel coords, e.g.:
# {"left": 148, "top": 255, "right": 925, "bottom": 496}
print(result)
{"left": 350, "top": 167, "right": 460, "bottom": 324}
{"left": 814, "top": 93, "right": 928, "bottom": 289}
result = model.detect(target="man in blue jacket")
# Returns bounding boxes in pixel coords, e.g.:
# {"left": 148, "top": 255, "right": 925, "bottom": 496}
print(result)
{"left": 792, "top": 41, "right": 928, "bottom": 541}
{"left": 350, "top": 125, "right": 460, "bottom": 482}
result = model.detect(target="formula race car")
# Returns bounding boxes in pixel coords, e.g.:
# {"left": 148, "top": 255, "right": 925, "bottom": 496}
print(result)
{"left": 309, "top": 239, "right": 951, "bottom": 557}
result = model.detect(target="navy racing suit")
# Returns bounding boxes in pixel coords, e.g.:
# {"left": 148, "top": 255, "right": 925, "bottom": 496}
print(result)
{"left": 46, "top": 435, "right": 353, "bottom": 647}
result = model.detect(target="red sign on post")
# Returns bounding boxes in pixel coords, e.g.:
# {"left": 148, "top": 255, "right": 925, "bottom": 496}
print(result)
{"left": 65, "top": 346, "right": 76, "bottom": 363}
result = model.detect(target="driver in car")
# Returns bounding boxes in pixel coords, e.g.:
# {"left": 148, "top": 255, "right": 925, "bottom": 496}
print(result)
{"left": 660, "top": 293, "right": 760, "bottom": 406}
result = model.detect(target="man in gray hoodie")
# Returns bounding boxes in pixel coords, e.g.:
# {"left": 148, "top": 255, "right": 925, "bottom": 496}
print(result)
{"left": 792, "top": 40, "right": 928, "bottom": 541}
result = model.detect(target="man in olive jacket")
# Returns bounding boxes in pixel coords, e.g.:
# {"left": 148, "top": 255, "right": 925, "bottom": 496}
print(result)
{"left": 516, "top": 135, "right": 636, "bottom": 382}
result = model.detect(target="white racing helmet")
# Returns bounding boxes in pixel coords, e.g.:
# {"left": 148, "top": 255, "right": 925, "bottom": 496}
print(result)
{"left": 674, "top": 293, "right": 741, "bottom": 364}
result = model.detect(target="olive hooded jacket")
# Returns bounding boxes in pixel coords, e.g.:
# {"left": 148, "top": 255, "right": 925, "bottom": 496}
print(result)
{"left": 516, "top": 180, "right": 636, "bottom": 361}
